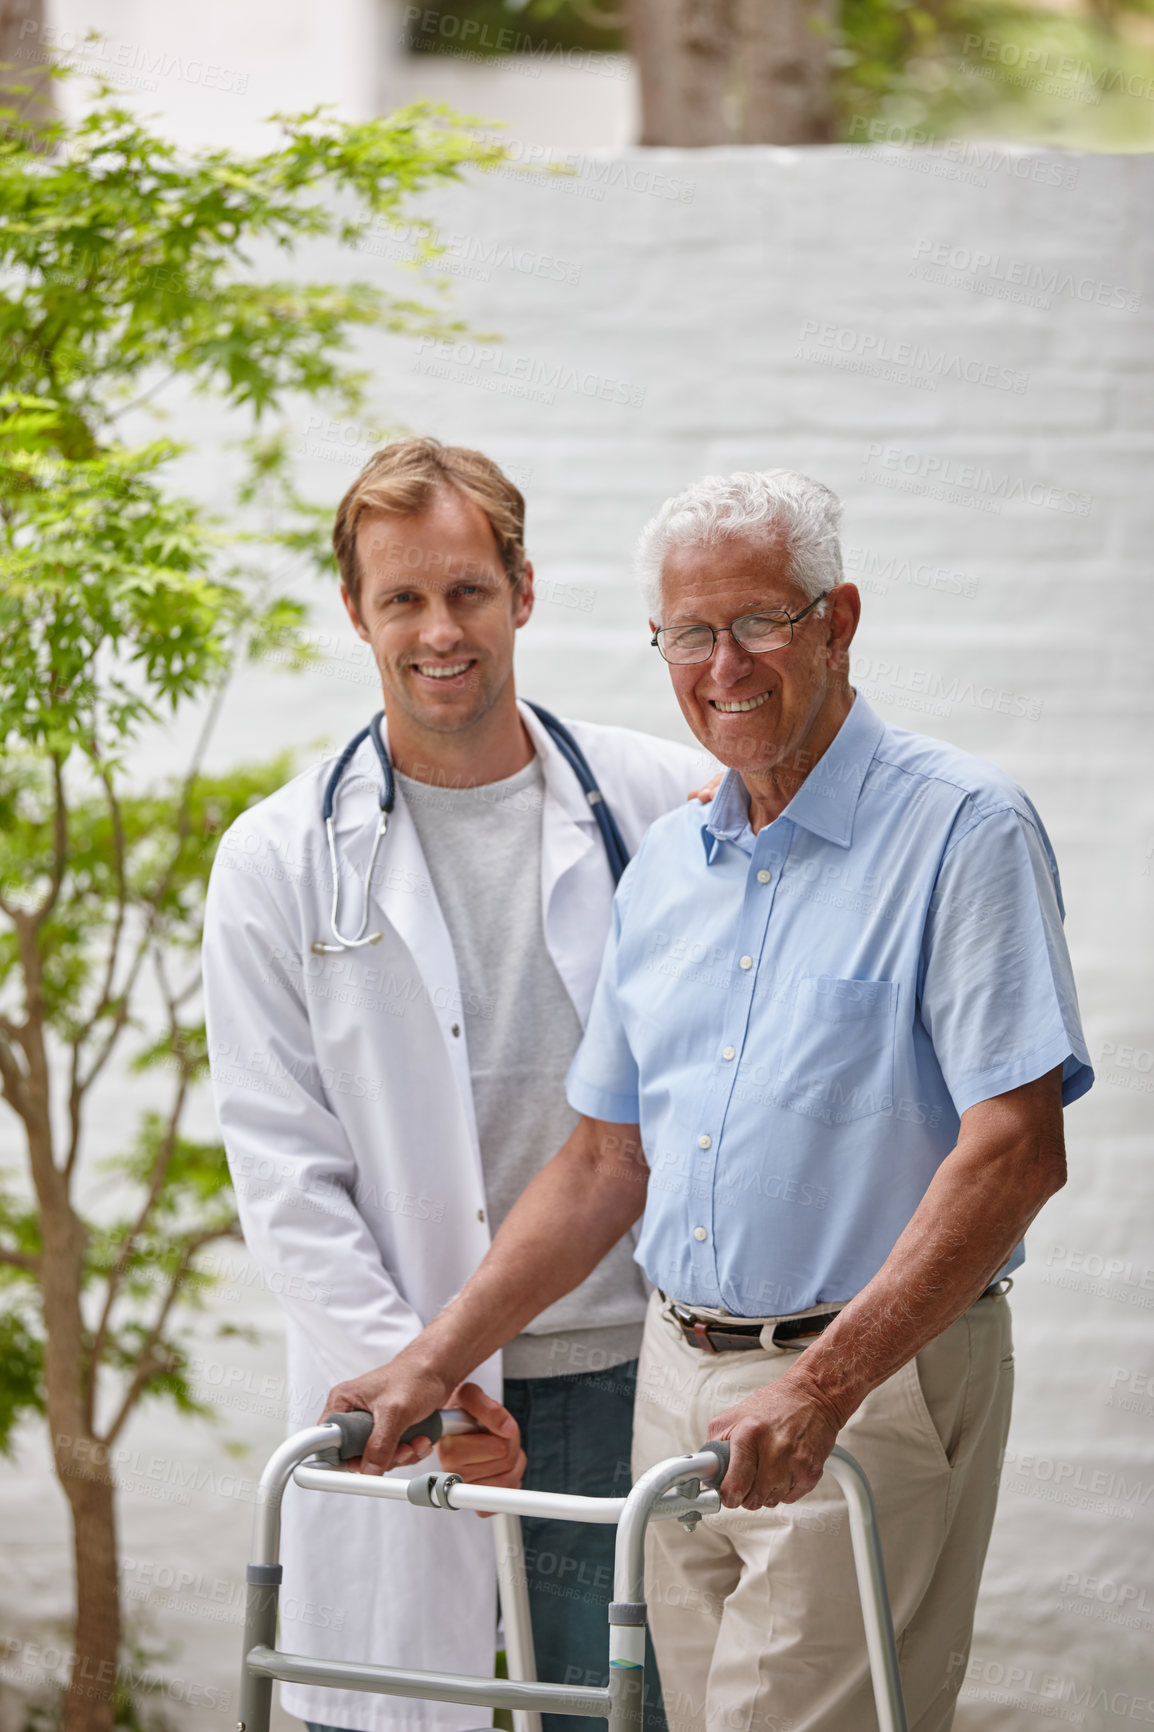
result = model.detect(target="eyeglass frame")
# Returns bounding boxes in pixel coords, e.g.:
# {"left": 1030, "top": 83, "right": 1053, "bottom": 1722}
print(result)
{"left": 650, "top": 590, "right": 832, "bottom": 666}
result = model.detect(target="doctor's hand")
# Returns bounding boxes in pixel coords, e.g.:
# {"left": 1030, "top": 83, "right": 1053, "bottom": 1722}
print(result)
{"left": 707, "top": 1367, "right": 843, "bottom": 1512}
{"left": 437, "top": 1382, "right": 527, "bottom": 1500}
{"left": 687, "top": 771, "right": 723, "bottom": 804}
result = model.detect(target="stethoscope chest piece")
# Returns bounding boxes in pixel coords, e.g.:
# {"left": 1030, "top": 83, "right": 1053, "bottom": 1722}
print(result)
{"left": 312, "top": 712, "right": 394, "bottom": 956}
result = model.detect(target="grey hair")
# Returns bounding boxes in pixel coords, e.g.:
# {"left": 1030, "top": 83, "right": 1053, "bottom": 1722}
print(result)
{"left": 636, "top": 469, "right": 844, "bottom": 622}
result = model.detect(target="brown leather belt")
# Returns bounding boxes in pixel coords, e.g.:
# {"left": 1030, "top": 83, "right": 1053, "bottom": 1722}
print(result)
{"left": 666, "top": 1278, "right": 1011, "bottom": 1354}
{"left": 666, "top": 1301, "right": 841, "bottom": 1354}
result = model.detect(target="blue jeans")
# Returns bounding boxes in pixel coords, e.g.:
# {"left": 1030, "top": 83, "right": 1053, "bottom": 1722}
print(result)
{"left": 503, "top": 1359, "right": 666, "bottom": 1732}
{"left": 308, "top": 1360, "right": 666, "bottom": 1732}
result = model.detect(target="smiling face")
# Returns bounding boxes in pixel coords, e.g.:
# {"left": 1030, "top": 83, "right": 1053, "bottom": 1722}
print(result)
{"left": 654, "top": 531, "right": 860, "bottom": 784}
{"left": 341, "top": 486, "right": 534, "bottom": 756}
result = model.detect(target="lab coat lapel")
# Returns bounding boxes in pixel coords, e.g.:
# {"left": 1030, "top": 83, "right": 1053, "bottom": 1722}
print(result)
{"left": 519, "top": 701, "right": 608, "bottom": 1027}
{"left": 329, "top": 719, "right": 479, "bottom": 1152}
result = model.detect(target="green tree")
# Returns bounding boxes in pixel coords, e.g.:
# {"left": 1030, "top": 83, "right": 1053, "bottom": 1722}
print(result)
{"left": 0, "top": 71, "right": 502, "bottom": 1732}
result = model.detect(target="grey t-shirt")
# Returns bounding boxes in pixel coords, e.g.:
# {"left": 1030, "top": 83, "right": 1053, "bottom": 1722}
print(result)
{"left": 396, "top": 755, "right": 648, "bottom": 1379}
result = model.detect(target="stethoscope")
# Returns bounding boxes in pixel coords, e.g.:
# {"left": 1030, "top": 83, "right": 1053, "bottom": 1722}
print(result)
{"left": 311, "top": 704, "right": 631, "bottom": 956}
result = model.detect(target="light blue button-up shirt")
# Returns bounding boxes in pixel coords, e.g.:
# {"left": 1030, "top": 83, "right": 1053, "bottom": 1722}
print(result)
{"left": 566, "top": 694, "right": 1092, "bottom": 1317}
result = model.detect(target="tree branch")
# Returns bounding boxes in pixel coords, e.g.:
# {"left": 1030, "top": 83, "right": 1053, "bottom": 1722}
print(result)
{"left": 30, "top": 752, "right": 68, "bottom": 926}
{"left": 66, "top": 744, "right": 128, "bottom": 1179}
{"left": 73, "top": 663, "right": 234, "bottom": 1105}
{"left": 0, "top": 1246, "right": 41, "bottom": 1273}
{"left": 0, "top": 1023, "right": 32, "bottom": 1121}
{"left": 85, "top": 1065, "right": 190, "bottom": 1425}
{"left": 101, "top": 1222, "right": 241, "bottom": 1447}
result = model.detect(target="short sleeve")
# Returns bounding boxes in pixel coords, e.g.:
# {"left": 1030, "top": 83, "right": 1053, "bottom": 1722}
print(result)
{"left": 565, "top": 875, "right": 642, "bottom": 1125}
{"left": 919, "top": 805, "right": 1093, "bottom": 1116}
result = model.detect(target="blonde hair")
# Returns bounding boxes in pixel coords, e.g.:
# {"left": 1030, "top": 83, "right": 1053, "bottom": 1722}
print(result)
{"left": 333, "top": 436, "right": 527, "bottom": 604}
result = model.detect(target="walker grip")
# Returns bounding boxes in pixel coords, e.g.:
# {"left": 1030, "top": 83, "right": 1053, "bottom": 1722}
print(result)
{"left": 317, "top": 1408, "right": 444, "bottom": 1465}
{"left": 697, "top": 1439, "right": 730, "bottom": 1483}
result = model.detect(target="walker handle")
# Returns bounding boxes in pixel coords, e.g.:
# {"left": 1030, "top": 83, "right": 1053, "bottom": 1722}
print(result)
{"left": 316, "top": 1408, "right": 444, "bottom": 1465}
{"left": 697, "top": 1439, "right": 730, "bottom": 1483}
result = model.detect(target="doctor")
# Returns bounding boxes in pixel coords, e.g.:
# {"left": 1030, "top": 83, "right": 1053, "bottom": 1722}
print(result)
{"left": 203, "top": 437, "right": 707, "bottom": 1732}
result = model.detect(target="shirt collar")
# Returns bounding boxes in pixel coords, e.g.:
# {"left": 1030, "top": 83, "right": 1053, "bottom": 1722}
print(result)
{"left": 701, "top": 693, "right": 886, "bottom": 861}
{"left": 703, "top": 772, "right": 756, "bottom": 857}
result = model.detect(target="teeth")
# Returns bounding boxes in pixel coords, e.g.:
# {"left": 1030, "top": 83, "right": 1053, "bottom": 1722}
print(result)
{"left": 416, "top": 663, "right": 470, "bottom": 679}
{"left": 712, "top": 691, "right": 771, "bottom": 714}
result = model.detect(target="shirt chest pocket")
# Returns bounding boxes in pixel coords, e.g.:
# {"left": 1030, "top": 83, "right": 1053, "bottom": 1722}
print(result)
{"left": 774, "top": 976, "right": 897, "bottom": 1126}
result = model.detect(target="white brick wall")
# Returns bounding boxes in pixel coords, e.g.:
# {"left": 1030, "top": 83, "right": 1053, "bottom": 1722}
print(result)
{"left": 3, "top": 137, "right": 1152, "bottom": 1732}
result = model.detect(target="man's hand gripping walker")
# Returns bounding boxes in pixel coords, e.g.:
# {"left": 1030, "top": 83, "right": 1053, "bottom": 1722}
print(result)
{"left": 237, "top": 1409, "right": 909, "bottom": 1732}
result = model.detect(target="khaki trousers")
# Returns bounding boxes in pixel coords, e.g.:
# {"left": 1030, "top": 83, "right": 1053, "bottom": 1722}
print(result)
{"left": 631, "top": 1288, "right": 1013, "bottom": 1732}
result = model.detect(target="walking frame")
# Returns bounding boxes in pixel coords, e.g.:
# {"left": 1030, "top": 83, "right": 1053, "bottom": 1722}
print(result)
{"left": 237, "top": 1408, "right": 909, "bottom": 1732}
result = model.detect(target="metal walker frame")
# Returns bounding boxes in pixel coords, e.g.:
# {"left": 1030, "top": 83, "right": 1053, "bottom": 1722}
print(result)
{"left": 237, "top": 1409, "right": 908, "bottom": 1732}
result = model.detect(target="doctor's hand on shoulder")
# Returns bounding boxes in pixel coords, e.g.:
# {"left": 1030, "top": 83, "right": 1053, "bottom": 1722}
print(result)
{"left": 323, "top": 1364, "right": 526, "bottom": 1490}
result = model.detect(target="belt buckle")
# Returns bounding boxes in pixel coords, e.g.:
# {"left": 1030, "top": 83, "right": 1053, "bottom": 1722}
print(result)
{"left": 669, "top": 1303, "right": 719, "bottom": 1354}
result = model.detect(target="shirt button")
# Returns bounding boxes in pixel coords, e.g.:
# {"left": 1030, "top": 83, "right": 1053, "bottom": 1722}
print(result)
{"left": 698, "top": 1134, "right": 712, "bottom": 1149}
{"left": 451, "top": 1023, "right": 461, "bottom": 1038}
{"left": 757, "top": 869, "right": 772, "bottom": 884}
{"left": 722, "top": 1046, "right": 736, "bottom": 1061}
{"left": 739, "top": 955, "right": 753, "bottom": 971}
{"left": 693, "top": 1227, "right": 708, "bottom": 1242}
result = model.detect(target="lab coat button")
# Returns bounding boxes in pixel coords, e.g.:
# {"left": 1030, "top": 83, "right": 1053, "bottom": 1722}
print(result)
{"left": 477, "top": 1209, "right": 485, "bottom": 1223}
{"left": 451, "top": 1023, "right": 461, "bottom": 1037}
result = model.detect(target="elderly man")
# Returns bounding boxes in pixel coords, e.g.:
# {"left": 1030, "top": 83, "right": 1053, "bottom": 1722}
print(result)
{"left": 328, "top": 469, "right": 1092, "bottom": 1732}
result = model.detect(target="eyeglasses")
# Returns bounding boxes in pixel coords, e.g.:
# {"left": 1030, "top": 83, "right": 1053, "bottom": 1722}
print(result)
{"left": 650, "top": 592, "right": 831, "bottom": 666}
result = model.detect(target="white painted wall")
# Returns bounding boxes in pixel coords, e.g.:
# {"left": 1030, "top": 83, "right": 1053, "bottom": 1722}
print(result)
{"left": 1, "top": 8, "right": 1152, "bottom": 1731}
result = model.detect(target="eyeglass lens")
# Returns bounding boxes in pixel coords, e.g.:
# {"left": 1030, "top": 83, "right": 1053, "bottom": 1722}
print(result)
{"left": 658, "top": 614, "right": 792, "bottom": 664}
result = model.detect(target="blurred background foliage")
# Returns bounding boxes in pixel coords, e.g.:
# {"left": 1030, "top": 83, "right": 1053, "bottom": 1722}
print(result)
{"left": 402, "top": 0, "right": 1154, "bottom": 149}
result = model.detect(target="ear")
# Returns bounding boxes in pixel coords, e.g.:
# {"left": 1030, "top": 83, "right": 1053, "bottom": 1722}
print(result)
{"left": 341, "top": 584, "right": 371, "bottom": 645}
{"left": 826, "top": 583, "right": 860, "bottom": 676}
{"left": 513, "top": 559, "right": 535, "bottom": 630}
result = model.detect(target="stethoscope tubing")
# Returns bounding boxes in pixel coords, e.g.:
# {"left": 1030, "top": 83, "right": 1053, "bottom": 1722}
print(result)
{"left": 314, "top": 705, "right": 628, "bottom": 954}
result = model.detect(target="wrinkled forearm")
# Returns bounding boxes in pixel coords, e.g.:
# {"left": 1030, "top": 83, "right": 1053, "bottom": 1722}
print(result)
{"left": 403, "top": 1114, "right": 649, "bottom": 1390}
{"left": 784, "top": 1068, "right": 1067, "bottom": 1429}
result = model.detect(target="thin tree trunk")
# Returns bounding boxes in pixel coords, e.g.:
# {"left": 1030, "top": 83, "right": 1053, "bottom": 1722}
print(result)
{"left": 623, "top": 0, "right": 679, "bottom": 144}
{"left": 674, "top": 0, "right": 736, "bottom": 147}
{"left": 0, "top": 0, "right": 55, "bottom": 134}
{"left": 626, "top": 0, "right": 834, "bottom": 146}
{"left": 60, "top": 1469, "right": 121, "bottom": 1732}
{"left": 737, "top": 0, "right": 838, "bottom": 144}
{"left": 17, "top": 914, "right": 121, "bottom": 1732}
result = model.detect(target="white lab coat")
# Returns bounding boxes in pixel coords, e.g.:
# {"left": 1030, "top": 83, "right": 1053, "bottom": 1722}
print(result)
{"left": 202, "top": 701, "right": 705, "bottom": 1732}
